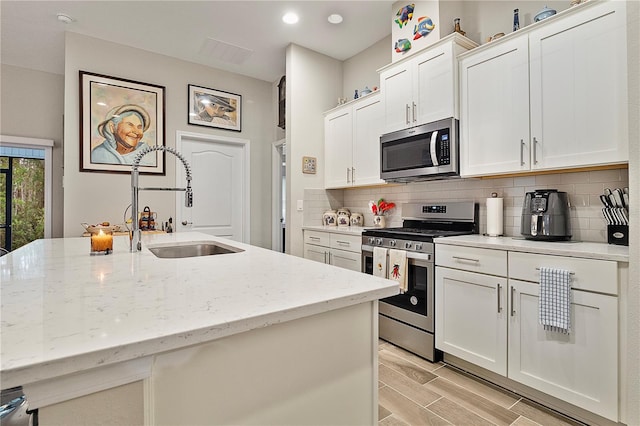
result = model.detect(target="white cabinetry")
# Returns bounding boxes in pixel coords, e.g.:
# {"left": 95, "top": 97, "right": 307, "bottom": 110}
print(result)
{"left": 303, "top": 230, "right": 362, "bottom": 272}
{"left": 507, "top": 252, "right": 618, "bottom": 422}
{"left": 379, "top": 34, "right": 477, "bottom": 134}
{"left": 460, "top": 1, "right": 628, "bottom": 177}
{"left": 436, "top": 245, "right": 619, "bottom": 421}
{"left": 324, "top": 93, "right": 384, "bottom": 189}
{"left": 435, "top": 245, "right": 508, "bottom": 375}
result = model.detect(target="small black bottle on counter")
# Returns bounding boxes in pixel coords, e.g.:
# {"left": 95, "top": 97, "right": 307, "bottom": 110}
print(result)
{"left": 513, "top": 9, "right": 520, "bottom": 31}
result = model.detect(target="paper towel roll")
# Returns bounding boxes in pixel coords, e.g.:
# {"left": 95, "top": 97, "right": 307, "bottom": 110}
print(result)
{"left": 486, "top": 196, "right": 504, "bottom": 236}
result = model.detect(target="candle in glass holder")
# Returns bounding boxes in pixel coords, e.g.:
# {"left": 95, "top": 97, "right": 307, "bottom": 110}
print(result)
{"left": 90, "top": 229, "right": 113, "bottom": 254}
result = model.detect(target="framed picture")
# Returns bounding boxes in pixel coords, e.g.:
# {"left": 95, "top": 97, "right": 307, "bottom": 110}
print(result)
{"left": 80, "top": 71, "right": 165, "bottom": 174}
{"left": 188, "top": 84, "right": 241, "bottom": 132}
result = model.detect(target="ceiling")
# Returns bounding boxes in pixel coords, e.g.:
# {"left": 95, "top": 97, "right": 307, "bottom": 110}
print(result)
{"left": 1, "top": 1, "right": 394, "bottom": 83}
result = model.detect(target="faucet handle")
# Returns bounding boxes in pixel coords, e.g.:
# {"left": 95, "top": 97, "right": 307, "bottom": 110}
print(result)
{"left": 185, "top": 187, "right": 193, "bottom": 207}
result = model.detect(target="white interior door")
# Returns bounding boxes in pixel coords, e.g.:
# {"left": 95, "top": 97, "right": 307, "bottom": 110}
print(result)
{"left": 176, "top": 131, "right": 249, "bottom": 243}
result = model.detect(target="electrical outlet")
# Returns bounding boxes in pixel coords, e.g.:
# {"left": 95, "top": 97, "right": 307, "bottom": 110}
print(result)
{"left": 297, "top": 200, "right": 304, "bottom": 211}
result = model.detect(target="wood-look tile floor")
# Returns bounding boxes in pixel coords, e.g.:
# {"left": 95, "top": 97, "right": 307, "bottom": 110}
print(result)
{"left": 378, "top": 340, "right": 585, "bottom": 426}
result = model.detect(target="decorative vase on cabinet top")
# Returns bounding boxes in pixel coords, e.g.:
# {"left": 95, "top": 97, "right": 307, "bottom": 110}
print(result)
{"left": 535, "top": 6, "right": 557, "bottom": 22}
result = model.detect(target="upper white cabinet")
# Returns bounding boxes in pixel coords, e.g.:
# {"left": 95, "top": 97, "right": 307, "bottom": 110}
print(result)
{"left": 379, "top": 34, "right": 477, "bottom": 134}
{"left": 460, "top": 1, "right": 628, "bottom": 177}
{"left": 324, "top": 93, "right": 385, "bottom": 189}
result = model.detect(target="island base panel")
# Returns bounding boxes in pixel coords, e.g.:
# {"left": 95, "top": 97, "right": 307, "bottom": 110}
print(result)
{"left": 150, "top": 301, "right": 379, "bottom": 425}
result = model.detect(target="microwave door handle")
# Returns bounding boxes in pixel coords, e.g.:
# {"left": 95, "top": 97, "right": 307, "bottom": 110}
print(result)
{"left": 430, "top": 130, "right": 439, "bottom": 166}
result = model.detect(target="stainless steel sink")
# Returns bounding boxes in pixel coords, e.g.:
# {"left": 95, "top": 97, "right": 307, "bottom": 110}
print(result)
{"left": 148, "top": 241, "right": 244, "bottom": 258}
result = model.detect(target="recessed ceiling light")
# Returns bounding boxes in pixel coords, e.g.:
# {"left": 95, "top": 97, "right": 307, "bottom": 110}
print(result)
{"left": 56, "top": 13, "right": 74, "bottom": 24}
{"left": 282, "top": 12, "right": 299, "bottom": 24}
{"left": 328, "top": 14, "right": 343, "bottom": 24}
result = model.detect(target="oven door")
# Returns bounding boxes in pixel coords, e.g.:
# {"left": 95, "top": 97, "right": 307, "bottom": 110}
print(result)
{"left": 362, "top": 246, "right": 434, "bottom": 333}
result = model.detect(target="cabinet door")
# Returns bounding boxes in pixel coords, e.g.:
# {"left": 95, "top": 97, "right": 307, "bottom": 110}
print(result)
{"left": 460, "top": 36, "right": 530, "bottom": 177}
{"left": 304, "top": 243, "right": 328, "bottom": 264}
{"left": 352, "top": 94, "right": 385, "bottom": 187}
{"left": 380, "top": 63, "right": 413, "bottom": 133}
{"left": 324, "top": 109, "right": 353, "bottom": 188}
{"left": 413, "top": 44, "right": 455, "bottom": 125}
{"left": 435, "top": 267, "right": 507, "bottom": 375}
{"left": 508, "top": 279, "right": 618, "bottom": 421}
{"left": 529, "top": 1, "right": 628, "bottom": 170}
{"left": 330, "top": 248, "right": 362, "bottom": 272}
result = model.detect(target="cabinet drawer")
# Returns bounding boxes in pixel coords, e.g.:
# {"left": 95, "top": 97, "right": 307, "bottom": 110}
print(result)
{"left": 330, "top": 234, "right": 361, "bottom": 253}
{"left": 436, "top": 245, "right": 507, "bottom": 277}
{"left": 304, "top": 230, "right": 330, "bottom": 247}
{"left": 508, "top": 252, "right": 618, "bottom": 295}
{"left": 330, "top": 249, "right": 362, "bottom": 272}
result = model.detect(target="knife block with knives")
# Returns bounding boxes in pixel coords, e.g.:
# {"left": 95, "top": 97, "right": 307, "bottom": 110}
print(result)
{"left": 601, "top": 187, "right": 629, "bottom": 246}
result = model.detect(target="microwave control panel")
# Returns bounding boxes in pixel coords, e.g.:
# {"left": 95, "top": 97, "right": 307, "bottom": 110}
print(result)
{"left": 438, "top": 132, "right": 450, "bottom": 165}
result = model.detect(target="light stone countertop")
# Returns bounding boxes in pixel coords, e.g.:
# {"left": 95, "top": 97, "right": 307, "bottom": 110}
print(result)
{"left": 302, "top": 225, "right": 369, "bottom": 236}
{"left": 434, "top": 235, "right": 629, "bottom": 262}
{"left": 0, "top": 232, "right": 398, "bottom": 389}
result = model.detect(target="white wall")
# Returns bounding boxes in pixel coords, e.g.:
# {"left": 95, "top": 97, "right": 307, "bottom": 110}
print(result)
{"left": 0, "top": 65, "right": 65, "bottom": 238}
{"left": 625, "top": 1, "right": 639, "bottom": 422}
{"left": 63, "top": 33, "right": 274, "bottom": 248}
{"left": 286, "top": 44, "right": 342, "bottom": 257}
{"left": 342, "top": 36, "right": 391, "bottom": 103}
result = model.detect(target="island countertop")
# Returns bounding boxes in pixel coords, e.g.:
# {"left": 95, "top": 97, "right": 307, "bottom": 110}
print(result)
{"left": 1, "top": 232, "right": 397, "bottom": 389}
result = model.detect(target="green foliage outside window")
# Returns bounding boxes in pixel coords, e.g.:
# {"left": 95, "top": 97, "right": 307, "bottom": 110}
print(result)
{"left": 0, "top": 157, "right": 44, "bottom": 251}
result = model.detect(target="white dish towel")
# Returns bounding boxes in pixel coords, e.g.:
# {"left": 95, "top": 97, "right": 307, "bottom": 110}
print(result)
{"left": 538, "top": 267, "right": 572, "bottom": 334}
{"left": 373, "top": 247, "right": 388, "bottom": 279}
{"left": 388, "top": 249, "right": 408, "bottom": 293}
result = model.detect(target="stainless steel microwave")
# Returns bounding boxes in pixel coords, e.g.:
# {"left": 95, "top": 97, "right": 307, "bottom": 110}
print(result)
{"left": 380, "top": 118, "right": 459, "bottom": 182}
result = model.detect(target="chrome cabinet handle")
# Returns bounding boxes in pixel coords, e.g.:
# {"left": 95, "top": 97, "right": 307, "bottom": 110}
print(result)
{"left": 520, "top": 139, "right": 525, "bottom": 166}
{"left": 352, "top": 167, "right": 355, "bottom": 183}
{"left": 336, "top": 240, "right": 350, "bottom": 246}
{"left": 533, "top": 137, "right": 539, "bottom": 164}
{"left": 324, "top": 251, "right": 328, "bottom": 263}
{"left": 412, "top": 102, "right": 417, "bottom": 122}
{"left": 497, "top": 284, "right": 502, "bottom": 313}
{"left": 308, "top": 236, "right": 320, "bottom": 241}
{"left": 452, "top": 256, "right": 480, "bottom": 263}
{"left": 406, "top": 104, "right": 410, "bottom": 124}
{"left": 346, "top": 167, "right": 351, "bottom": 183}
{"left": 181, "top": 220, "right": 193, "bottom": 226}
{"left": 511, "top": 286, "right": 516, "bottom": 316}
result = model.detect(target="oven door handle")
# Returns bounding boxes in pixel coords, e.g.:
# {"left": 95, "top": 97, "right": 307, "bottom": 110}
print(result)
{"left": 361, "top": 245, "right": 432, "bottom": 262}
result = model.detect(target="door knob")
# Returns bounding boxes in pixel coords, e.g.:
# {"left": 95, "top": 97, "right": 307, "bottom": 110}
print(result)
{"left": 181, "top": 220, "right": 193, "bottom": 226}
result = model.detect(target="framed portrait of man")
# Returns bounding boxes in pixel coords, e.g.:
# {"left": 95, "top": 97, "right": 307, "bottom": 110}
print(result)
{"left": 188, "top": 84, "right": 242, "bottom": 132}
{"left": 80, "top": 71, "right": 166, "bottom": 174}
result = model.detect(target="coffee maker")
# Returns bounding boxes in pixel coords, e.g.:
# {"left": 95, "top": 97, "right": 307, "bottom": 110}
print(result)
{"left": 521, "top": 189, "right": 572, "bottom": 241}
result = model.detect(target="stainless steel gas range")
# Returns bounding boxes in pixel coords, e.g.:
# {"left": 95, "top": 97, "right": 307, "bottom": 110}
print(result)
{"left": 362, "top": 201, "right": 478, "bottom": 361}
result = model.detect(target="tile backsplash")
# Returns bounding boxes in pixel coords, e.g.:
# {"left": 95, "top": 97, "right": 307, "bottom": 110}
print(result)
{"left": 304, "top": 169, "right": 629, "bottom": 243}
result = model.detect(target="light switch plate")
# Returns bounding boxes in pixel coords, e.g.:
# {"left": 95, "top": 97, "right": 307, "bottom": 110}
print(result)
{"left": 296, "top": 200, "right": 304, "bottom": 211}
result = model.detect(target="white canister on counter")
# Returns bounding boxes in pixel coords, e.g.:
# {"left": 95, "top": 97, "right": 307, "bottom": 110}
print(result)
{"left": 486, "top": 193, "right": 504, "bottom": 236}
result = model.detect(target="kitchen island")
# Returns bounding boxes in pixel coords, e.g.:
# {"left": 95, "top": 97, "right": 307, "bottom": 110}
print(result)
{"left": 1, "top": 232, "right": 398, "bottom": 425}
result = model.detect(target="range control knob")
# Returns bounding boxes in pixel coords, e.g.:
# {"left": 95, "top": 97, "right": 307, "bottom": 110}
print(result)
{"left": 368, "top": 237, "right": 375, "bottom": 245}
{"left": 404, "top": 242, "right": 412, "bottom": 249}
{"left": 415, "top": 243, "right": 423, "bottom": 251}
{"left": 389, "top": 240, "right": 397, "bottom": 247}
{"left": 375, "top": 238, "right": 383, "bottom": 245}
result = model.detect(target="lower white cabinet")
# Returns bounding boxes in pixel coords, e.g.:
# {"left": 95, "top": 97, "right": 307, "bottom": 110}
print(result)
{"left": 436, "top": 245, "right": 619, "bottom": 421}
{"left": 508, "top": 279, "right": 618, "bottom": 421}
{"left": 435, "top": 267, "right": 507, "bottom": 375}
{"left": 303, "top": 230, "right": 362, "bottom": 272}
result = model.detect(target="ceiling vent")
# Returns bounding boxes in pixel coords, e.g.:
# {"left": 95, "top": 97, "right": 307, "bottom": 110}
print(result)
{"left": 199, "top": 37, "right": 253, "bottom": 65}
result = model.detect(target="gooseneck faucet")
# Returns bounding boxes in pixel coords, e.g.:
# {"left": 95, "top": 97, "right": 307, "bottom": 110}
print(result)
{"left": 130, "top": 146, "right": 193, "bottom": 252}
